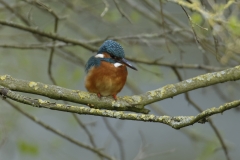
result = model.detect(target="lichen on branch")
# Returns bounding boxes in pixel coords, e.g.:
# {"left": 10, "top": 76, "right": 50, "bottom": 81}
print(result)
{"left": 0, "top": 65, "right": 240, "bottom": 114}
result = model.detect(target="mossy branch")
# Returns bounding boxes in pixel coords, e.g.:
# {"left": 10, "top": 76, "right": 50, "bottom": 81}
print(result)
{"left": 0, "top": 75, "right": 149, "bottom": 113}
{"left": 0, "top": 86, "right": 239, "bottom": 129}
{"left": 0, "top": 65, "right": 240, "bottom": 114}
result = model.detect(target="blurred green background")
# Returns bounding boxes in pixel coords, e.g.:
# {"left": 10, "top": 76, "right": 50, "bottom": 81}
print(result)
{"left": 0, "top": 0, "right": 240, "bottom": 160}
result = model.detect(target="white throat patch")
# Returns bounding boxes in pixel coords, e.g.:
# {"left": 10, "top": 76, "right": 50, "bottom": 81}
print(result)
{"left": 95, "top": 54, "right": 104, "bottom": 58}
{"left": 114, "top": 63, "right": 123, "bottom": 67}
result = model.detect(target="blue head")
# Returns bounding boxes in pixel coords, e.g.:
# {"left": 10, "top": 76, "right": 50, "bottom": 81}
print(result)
{"left": 85, "top": 40, "right": 137, "bottom": 73}
{"left": 97, "top": 40, "right": 125, "bottom": 58}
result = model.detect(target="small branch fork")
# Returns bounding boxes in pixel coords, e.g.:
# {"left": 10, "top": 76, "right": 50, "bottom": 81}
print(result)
{"left": 171, "top": 67, "right": 230, "bottom": 160}
{"left": 0, "top": 86, "right": 239, "bottom": 129}
{"left": 0, "top": 20, "right": 97, "bottom": 51}
{"left": 1, "top": 64, "right": 240, "bottom": 129}
{"left": 0, "top": 65, "right": 240, "bottom": 113}
{"left": 4, "top": 99, "right": 113, "bottom": 160}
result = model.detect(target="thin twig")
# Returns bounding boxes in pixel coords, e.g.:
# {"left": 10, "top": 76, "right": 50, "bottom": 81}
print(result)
{"left": 86, "top": 29, "right": 191, "bottom": 44}
{"left": 125, "top": 80, "right": 166, "bottom": 116}
{"left": 48, "top": 49, "right": 57, "bottom": 84}
{"left": 47, "top": 2, "right": 59, "bottom": 85}
{"left": 127, "top": 57, "right": 224, "bottom": 71}
{"left": 0, "top": 0, "right": 46, "bottom": 42}
{"left": 4, "top": 99, "right": 113, "bottom": 160}
{"left": 208, "top": 120, "right": 230, "bottom": 160}
{"left": 101, "top": 0, "right": 109, "bottom": 17}
{"left": 25, "top": 0, "right": 59, "bottom": 19}
{"left": 159, "top": 0, "right": 171, "bottom": 53}
{"left": 136, "top": 64, "right": 162, "bottom": 78}
{"left": 213, "top": 35, "right": 220, "bottom": 61}
{"left": 0, "top": 43, "right": 71, "bottom": 49}
{"left": 72, "top": 114, "right": 97, "bottom": 148}
{"left": 143, "top": 0, "right": 187, "bottom": 29}
{"left": 126, "top": 79, "right": 210, "bottom": 143}
{"left": 113, "top": 0, "right": 132, "bottom": 23}
{"left": 180, "top": 5, "right": 200, "bottom": 44}
{"left": 123, "top": 0, "right": 163, "bottom": 27}
{"left": 54, "top": 48, "right": 85, "bottom": 67}
{"left": 125, "top": 0, "right": 193, "bottom": 42}
{"left": 102, "top": 117, "right": 125, "bottom": 160}
{"left": 0, "top": 20, "right": 97, "bottom": 51}
{"left": 171, "top": 67, "right": 230, "bottom": 160}
{"left": 212, "top": 85, "right": 231, "bottom": 102}
{"left": 0, "top": 0, "right": 30, "bottom": 26}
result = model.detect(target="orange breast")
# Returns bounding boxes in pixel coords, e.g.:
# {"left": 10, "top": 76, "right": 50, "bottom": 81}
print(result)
{"left": 85, "top": 61, "right": 128, "bottom": 96}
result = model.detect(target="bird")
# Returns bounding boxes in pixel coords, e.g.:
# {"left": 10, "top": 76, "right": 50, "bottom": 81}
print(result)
{"left": 85, "top": 40, "right": 137, "bottom": 100}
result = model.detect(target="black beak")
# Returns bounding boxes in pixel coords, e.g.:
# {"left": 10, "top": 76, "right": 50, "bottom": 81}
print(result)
{"left": 120, "top": 58, "right": 137, "bottom": 71}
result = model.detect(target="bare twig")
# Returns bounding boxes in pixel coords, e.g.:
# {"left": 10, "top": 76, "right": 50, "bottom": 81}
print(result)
{"left": 213, "top": 35, "right": 220, "bottom": 60}
{"left": 102, "top": 117, "right": 125, "bottom": 160}
{"left": 72, "top": 114, "right": 97, "bottom": 147}
{"left": 159, "top": 0, "right": 171, "bottom": 53}
{"left": 113, "top": 0, "right": 132, "bottom": 23}
{"left": 101, "top": 0, "right": 109, "bottom": 17}
{"left": 44, "top": 1, "right": 60, "bottom": 85}
{"left": 126, "top": 79, "right": 210, "bottom": 143}
{"left": 25, "top": 0, "right": 60, "bottom": 19}
{"left": 0, "top": 43, "right": 71, "bottom": 49}
{"left": 143, "top": 0, "right": 187, "bottom": 28}
{"left": 212, "top": 85, "right": 231, "bottom": 102}
{"left": 171, "top": 67, "right": 230, "bottom": 160}
{"left": 55, "top": 48, "right": 86, "bottom": 67}
{"left": 127, "top": 57, "right": 224, "bottom": 71}
{"left": 0, "top": 20, "right": 97, "bottom": 51}
{"left": 48, "top": 48, "right": 57, "bottom": 84}
{"left": 180, "top": 5, "right": 201, "bottom": 45}
{"left": 85, "top": 29, "right": 191, "bottom": 44}
{"left": 123, "top": 0, "right": 163, "bottom": 27}
{"left": 4, "top": 99, "right": 113, "bottom": 160}
{"left": 209, "top": 120, "right": 230, "bottom": 160}
{"left": 0, "top": 0, "right": 30, "bottom": 25}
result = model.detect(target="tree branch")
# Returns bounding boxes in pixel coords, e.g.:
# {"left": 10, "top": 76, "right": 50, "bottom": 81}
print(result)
{"left": 0, "top": 86, "right": 239, "bottom": 129}
{"left": 0, "top": 20, "right": 97, "bottom": 51}
{"left": 4, "top": 99, "right": 113, "bottom": 160}
{"left": 127, "top": 57, "right": 224, "bottom": 71}
{"left": 0, "top": 65, "right": 240, "bottom": 114}
{"left": 0, "top": 75, "right": 149, "bottom": 113}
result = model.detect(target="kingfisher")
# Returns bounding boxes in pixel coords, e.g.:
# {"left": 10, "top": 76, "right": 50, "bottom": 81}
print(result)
{"left": 85, "top": 40, "right": 137, "bottom": 100}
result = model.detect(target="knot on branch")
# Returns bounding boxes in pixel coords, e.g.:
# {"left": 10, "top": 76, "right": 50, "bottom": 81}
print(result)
{"left": 197, "top": 117, "right": 209, "bottom": 124}
{"left": 0, "top": 86, "right": 9, "bottom": 99}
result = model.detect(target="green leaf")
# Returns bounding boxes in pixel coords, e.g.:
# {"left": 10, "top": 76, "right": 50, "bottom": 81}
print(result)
{"left": 191, "top": 12, "right": 203, "bottom": 25}
{"left": 103, "top": 9, "right": 121, "bottom": 22}
{"left": 71, "top": 68, "right": 82, "bottom": 83}
{"left": 130, "top": 11, "right": 140, "bottom": 22}
{"left": 228, "top": 16, "right": 240, "bottom": 36}
{"left": 18, "top": 140, "right": 39, "bottom": 155}
{"left": 196, "top": 140, "right": 218, "bottom": 160}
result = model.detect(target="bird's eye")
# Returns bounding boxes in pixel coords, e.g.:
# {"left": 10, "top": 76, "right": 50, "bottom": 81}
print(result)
{"left": 110, "top": 55, "right": 121, "bottom": 62}
{"left": 111, "top": 55, "right": 117, "bottom": 59}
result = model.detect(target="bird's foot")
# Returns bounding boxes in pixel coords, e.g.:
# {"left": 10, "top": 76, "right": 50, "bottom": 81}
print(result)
{"left": 97, "top": 93, "right": 102, "bottom": 99}
{"left": 112, "top": 94, "right": 117, "bottom": 100}
{"left": 97, "top": 93, "right": 117, "bottom": 100}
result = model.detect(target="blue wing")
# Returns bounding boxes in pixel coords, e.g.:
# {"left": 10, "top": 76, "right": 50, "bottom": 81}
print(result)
{"left": 85, "top": 56, "right": 116, "bottom": 73}
{"left": 85, "top": 56, "right": 101, "bottom": 73}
